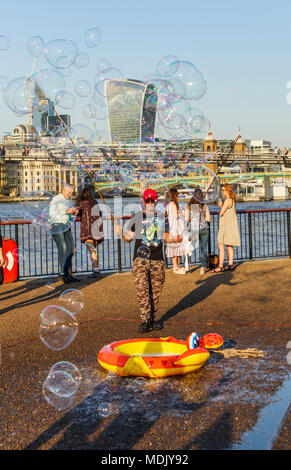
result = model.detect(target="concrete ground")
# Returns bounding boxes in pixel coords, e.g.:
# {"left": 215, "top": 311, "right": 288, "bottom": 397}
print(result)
{"left": 0, "top": 258, "right": 290, "bottom": 450}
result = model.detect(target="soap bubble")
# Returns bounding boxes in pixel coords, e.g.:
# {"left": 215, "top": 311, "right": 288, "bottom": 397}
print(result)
{"left": 169, "top": 60, "right": 207, "bottom": 101}
{"left": 32, "top": 68, "right": 66, "bottom": 102}
{"left": 0, "top": 35, "right": 10, "bottom": 51}
{"left": 82, "top": 103, "right": 97, "bottom": 119}
{"left": 55, "top": 90, "right": 76, "bottom": 109}
{"left": 84, "top": 27, "right": 102, "bottom": 48}
{"left": 156, "top": 55, "right": 179, "bottom": 78}
{"left": 75, "top": 79, "right": 91, "bottom": 97}
{"left": 26, "top": 35, "right": 45, "bottom": 57}
{"left": 39, "top": 305, "right": 78, "bottom": 351}
{"left": 44, "top": 370, "right": 79, "bottom": 397}
{"left": 94, "top": 67, "right": 123, "bottom": 97}
{"left": 96, "top": 57, "right": 111, "bottom": 72}
{"left": 45, "top": 39, "right": 78, "bottom": 69}
{"left": 136, "top": 245, "right": 151, "bottom": 259}
{"left": 97, "top": 401, "right": 112, "bottom": 417}
{"left": 91, "top": 92, "right": 107, "bottom": 119}
{"left": 74, "top": 51, "right": 89, "bottom": 68}
{"left": 3, "top": 76, "right": 39, "bottom": 115}
{"left": 59, "top": 289, "right": 85, "bottom": 314}
{"left": 48, "top": 361, "right": 82, "bottom": 385}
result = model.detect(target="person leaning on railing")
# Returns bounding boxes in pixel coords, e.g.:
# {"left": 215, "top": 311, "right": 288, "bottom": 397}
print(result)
{"left": 213, "top": 184, "right": 241, "bottom": 273}
{"left": 49, "top": 184, "right": 80, "bottom": 284}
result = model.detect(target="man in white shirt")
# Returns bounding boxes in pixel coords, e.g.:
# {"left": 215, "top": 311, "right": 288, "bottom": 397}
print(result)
{"left": 49, "top": 184, "right": 79, "bottom": 284}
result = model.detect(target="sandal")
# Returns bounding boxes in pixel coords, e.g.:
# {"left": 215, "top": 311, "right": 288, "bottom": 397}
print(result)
{"left": 224, "top": 264, "right": 234, "bottom": 271}
{"left": 212, "top": 266, "right": 224, "bottom": 273}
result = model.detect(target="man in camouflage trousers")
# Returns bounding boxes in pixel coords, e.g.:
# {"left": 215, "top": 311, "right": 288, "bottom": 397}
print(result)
{"left": 114, "top": 189, "right": 182, "bottom": 332}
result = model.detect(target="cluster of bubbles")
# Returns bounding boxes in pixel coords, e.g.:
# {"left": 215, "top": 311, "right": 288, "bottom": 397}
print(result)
{"left": 40, "top": 288, "right": 85, "bottom": 410}
{"left": 2, "top": 28, "right": 228, "bottom": 252}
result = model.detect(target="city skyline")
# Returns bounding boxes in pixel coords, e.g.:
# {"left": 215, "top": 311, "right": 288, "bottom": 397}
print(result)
{"left": 1, "top": 0, "right": 291, "bottom": 147}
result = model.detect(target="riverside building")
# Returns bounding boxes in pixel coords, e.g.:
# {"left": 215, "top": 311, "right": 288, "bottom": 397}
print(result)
{"left": 105, "top": 79, "right": 158, "bottom": 144}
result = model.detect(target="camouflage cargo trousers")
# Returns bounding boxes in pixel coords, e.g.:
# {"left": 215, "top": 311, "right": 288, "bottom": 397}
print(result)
{"left": 132, "top": 258, "right": 165, "bottom": 322}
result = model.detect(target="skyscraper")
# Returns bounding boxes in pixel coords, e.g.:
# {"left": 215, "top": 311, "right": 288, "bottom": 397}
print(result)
{"left": 105, "top": 79, "right": 158, "bottom": 144}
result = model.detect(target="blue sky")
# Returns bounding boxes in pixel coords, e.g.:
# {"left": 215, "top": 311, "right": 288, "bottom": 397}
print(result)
{"left": 1, "top": 0, "right": 291, "bottom": 146}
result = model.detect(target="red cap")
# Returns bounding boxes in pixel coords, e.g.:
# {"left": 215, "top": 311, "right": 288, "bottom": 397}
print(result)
{"left": 143, "top": 188, "right": 158, "bottom": 202}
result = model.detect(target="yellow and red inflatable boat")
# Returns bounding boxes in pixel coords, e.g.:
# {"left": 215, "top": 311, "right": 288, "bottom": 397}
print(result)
{"left": 98, "top": 333, "right": 223, "bottom": 378}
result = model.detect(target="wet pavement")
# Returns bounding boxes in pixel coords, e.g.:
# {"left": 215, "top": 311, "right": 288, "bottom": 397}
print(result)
{"left": 0, "top": 258, "right": 290, "bottom": 450}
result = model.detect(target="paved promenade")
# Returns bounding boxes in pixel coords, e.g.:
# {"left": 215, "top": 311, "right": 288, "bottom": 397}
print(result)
{"left": 0, "top": 258, "right": 290, "bottom": 450}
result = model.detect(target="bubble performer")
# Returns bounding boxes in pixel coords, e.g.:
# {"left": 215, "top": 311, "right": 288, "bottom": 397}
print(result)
{"left": 114, "top": 188, "right": 181, "bottom": 332}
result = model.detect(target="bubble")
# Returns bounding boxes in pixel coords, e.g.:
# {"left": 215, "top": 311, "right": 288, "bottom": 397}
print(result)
{"left": 3, "top": 77, "right": 37, "bottom": 115}
{"left": 39, "top": 305, "right": 78, "bottom": 351}
{"left": 32, "top": 68, "right": 66, "bottom": 102}
{"left": 91, "top": 92, "right": 107, "bottom": 119}
{"left": 94, "top": 67, "right": 123, "bottom": 97}
{"left": 136, "top": 245, "right": 151, "bottom": 259}
{"left": 75, "top": 79, "right": 91, "bottom": 97}
{"left": 48, "top": 361, "right": 82, "bottom": 385}
{"left": 26, "top": 35, "right": 45, "bottom": 57}
{"left": 69, "top": 123, "right": 93, "bottom": 144}
{"left": 170, "top": 60, "right": 207, "bottom": 101}
{"left": 45, "top": 39, "right": 78, "bottom": 69}
{"left": 97, "top": 401, "right": 112, "bottom": 417}
{"left": 44, "top": 370, "right": 78, "bottom": 397}
{"left": 55, "top": 90, "right": 76, "bottom": 109}
{"left": 181, "top": 162, "right": 220, "bottom": 204}
{"left": 156, "top": 55, "right": 179, "bottom": 78}
{"left": 81, "top": 103, "right": 96, "bottom": 119}
{"left": 96, "top": 57, "right": 111, "bottom": 72}
{"left": 11, "top": 247, "right": 24, "bottom": 263}
{"left": 0, "top": 35, "right": 10, "bottom": 51}
{"left": 74, "top": 51, "right": 89, "bottom": 68}
{"left": 59, "top": 289, "right": 85, "bottom": 314}
{"left": 21, "top": 177, "right": 73, "bottom": 234}
{"left": 84, "top": 27, "right": 102, "bottom": 48}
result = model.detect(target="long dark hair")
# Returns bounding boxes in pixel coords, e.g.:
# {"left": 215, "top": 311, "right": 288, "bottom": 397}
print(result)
{"left": 169, "top": 188, "right": 179, "bottom": 215}
{"left": 75, "top": 187, "right": 95, "bottom": 206}
{"left": 187, "top": 188, "right": 205, "bottom": 212}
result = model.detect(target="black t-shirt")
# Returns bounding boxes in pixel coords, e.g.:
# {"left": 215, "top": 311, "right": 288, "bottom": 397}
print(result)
{"left": 123, "top": 211, "right": 168, "bottom": 261}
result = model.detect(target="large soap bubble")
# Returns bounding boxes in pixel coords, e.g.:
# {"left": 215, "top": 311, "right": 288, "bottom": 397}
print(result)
{"left": 45, "top": 39, "right": 78, "bottom": 69}
{"left": 74, "top": 51, "right": 89, "bottom": 68}
{"left": 156, "top": 55, "right": 179, "bottom": 78}
{"left": 75, "top": 80, "right": 91, "bottom": 97}
{"left": 55, "top": 90, "right": 76, "bottom": 109}
{"left": 169, "top": 60, "right": 207, "bottom": 101}
{"left": 3, "top": 77, "right": 40, "bottom": 115}
{"left": 32, "top": 68, "right": 66, "bottom": 102}
{"left": 39, "top": 305, "right": 78, "bottom": 351}
{"left": 59, "top": 289, "right": 85, "bottom": 315}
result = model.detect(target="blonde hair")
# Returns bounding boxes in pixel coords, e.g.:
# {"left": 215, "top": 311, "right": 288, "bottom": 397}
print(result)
{"left": 223, "top": 184, "right": 236, "bottom": 201}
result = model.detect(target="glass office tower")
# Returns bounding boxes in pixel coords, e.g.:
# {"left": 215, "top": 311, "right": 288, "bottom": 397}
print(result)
{"left": 105, "top": 79, "right": 158, "bottom": 144}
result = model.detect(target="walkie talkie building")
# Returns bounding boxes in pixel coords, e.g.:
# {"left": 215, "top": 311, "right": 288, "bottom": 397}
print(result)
{"left": 105, "top": 79, "right": 158, "bottom": 144}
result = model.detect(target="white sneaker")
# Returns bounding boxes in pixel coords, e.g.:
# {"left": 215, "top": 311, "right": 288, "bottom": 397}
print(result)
{"left": 200, "top": 267, "right": 206, "bottom": 275}
{"left": 173, "top": 267, "right": 186, "bottom": 275}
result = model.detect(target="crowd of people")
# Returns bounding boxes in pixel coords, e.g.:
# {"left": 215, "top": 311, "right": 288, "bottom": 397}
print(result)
{"left": 48, "top": 183, "right": 241, "bottom": 333}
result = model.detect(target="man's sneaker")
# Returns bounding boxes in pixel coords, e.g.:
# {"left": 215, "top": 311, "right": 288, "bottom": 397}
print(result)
{"left": 67, "top": 274, "right": 80, "bottom": 282}
{"left": 139, "top": 319, "right": 154, "bottom": 332}
{"left": 153, "top": 319, "right": 163, "bottom": 330}
{"left": 57, "top": 274, "right": 71, "bottom": 284}
{"left": 200, "top": 267, "right": 206, "bottom": 275}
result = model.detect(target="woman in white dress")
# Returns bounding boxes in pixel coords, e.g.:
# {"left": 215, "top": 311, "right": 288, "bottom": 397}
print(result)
{"left": 166, "top": 188, "right": 186, "bottom": 274}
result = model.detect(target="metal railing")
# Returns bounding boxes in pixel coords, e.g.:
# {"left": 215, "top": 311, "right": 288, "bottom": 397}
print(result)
{"left": 0, "top": 208, "right": 290, "bottom": 280}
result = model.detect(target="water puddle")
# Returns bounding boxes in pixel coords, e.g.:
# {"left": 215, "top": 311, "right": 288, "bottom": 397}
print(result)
{"left": 232, "top": 372, "right": 291, "bottom": 450}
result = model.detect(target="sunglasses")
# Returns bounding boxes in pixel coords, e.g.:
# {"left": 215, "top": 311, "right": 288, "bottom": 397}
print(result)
{"left": 144, "top": 198, "right": 156, "bottom": 204}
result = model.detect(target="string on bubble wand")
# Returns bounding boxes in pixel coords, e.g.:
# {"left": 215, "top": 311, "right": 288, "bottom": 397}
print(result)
{"left": 183, "top": 133, "right": 241, "bottom": 235}
{"left": 52, "top": 106, "right": 118, "bottom": 226}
